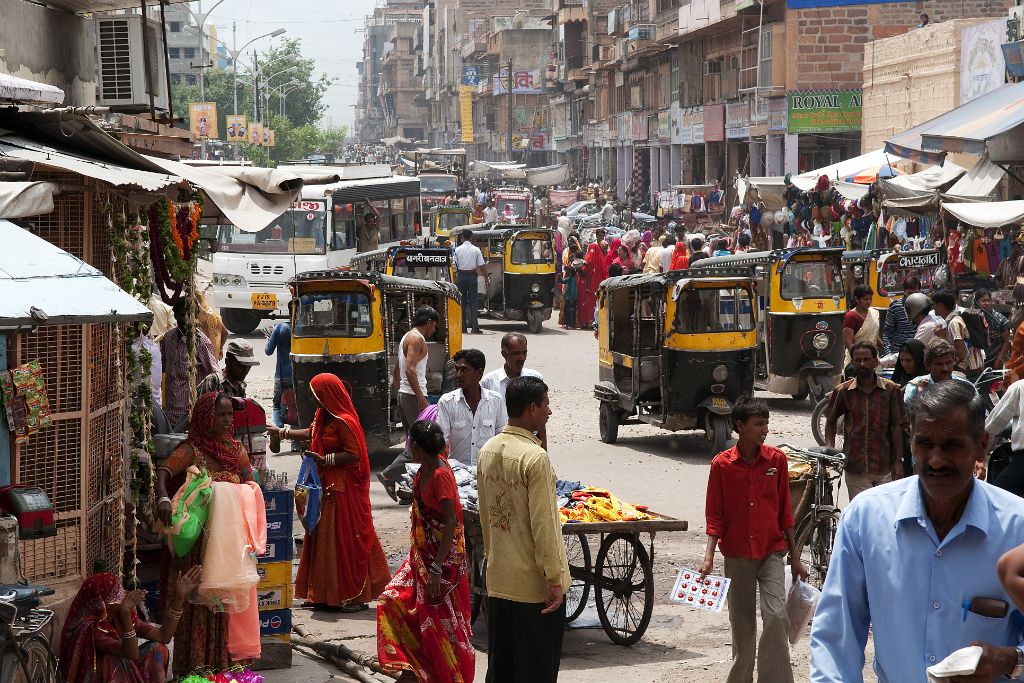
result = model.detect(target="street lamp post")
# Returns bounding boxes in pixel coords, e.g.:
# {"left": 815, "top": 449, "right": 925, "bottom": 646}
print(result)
{"left": 183, "top": 0, "right": 227, "bottom": 159}
{"left": 229, "top": 24, "right": 286, "bottom": 116}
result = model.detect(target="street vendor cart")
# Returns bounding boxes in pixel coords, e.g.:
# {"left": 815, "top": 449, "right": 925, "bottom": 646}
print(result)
{"left": 462, "top": 508, "right": 688, "bottom": 646}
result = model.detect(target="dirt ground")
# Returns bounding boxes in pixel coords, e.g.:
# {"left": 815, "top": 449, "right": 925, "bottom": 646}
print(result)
{"left": 237, "top": 316, "right": 876, "bottom": 682}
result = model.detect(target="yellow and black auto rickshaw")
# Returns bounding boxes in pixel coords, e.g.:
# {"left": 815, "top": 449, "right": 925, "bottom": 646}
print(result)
{"left": 452, "top": 225, "right": 557, "bottom": 333}
{"left": 842, "top": 248, "right": 941, "bottom": 324}
{"left": 593, "top": 270, "right": 758, "bottom": 453}
{"left": 349, "top": 244, "right": 456, "bottom": 283}
{"left": 431, "top": 205, "right": 472, "bottom": 242}
{"left": 289, "top": 270, "right": 462, "bottom": 453}
{"left": 690, "top": 247, "right": 846, "bottom": 401}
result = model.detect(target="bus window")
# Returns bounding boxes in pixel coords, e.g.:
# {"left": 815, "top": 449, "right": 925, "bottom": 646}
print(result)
{"left": 392, "top": 197, "right": 407, "bottom": 241}
{"left": 331, "top": 202, "right": 354, "bottom": 250}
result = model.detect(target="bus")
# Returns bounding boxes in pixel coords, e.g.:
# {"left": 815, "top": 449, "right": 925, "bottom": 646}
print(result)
{"left": 211, "top": 168, "right": 423, "bottom": 334}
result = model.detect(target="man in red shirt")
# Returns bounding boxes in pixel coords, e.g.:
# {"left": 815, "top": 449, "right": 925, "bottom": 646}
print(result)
{"left": 700, "top": 397, "right": 807, "bottom": 683}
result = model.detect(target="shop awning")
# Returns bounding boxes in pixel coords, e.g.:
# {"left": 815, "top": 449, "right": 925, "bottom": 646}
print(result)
{"left": 0, "top": 182, "right": 55, "bottom": 218}
{"left": 942, "top": 155, "right": 1004, "bottom": 202}
{"left": 885, "top": 82, "right": 1024, "bottom": 163}
{"left": 942, "top": 200, "right": 1024, "bottom": 228}
{"left": 0, "top": 73, "right": 64, "bottom": 105}
{"left": 0, "top": 219, "right": 152, "bottom": 328}
{"left": 793, "top": 149, "right": 902, "bottom": 190}
{"left": 525, "top": 164, "right": 569, "bottom": 187}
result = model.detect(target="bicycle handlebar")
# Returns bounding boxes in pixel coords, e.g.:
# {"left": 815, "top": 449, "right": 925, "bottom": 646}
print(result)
{"left": 780, "top": 444, "right": 847, "bottom": 465}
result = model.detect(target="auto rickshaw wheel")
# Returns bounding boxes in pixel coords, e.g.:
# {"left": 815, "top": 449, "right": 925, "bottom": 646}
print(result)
{"left": 526, "top": 309, "right": 543, "bottom": 334}
{"left": 709, "top": 415, "right": 730, "bottom": 455}
{"left": 791, "top": 386, "right": 809, "bottom": 401}
{"left": 221, "top": 308, "right": 263, "bottom": 335}
{"left": 599, "top": 402, "right": 619, "bottom": 444}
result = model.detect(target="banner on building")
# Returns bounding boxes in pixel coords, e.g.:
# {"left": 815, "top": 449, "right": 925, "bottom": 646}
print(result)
{"left": 267, "top": 129, "right": 276, "bottom": 147}
{"left": 726, "top": 99, "right": 751, "bottom": 139}
{"left": 658, "top": 111, "right": 671, "bottom": 143}
{"left": 249, "top": 121, "right": 263, "bottom": 145}
{"left": 704, "top": 103, "right": 725, "bottom": 142}
{"left": 493, "top": 69, "right": 543, "bottom": 95}
{"left": 225, "top": 115, "right": 247, "bottom": 142}
{"left": 787, "top": 89, "right": 862, "bottom": 134}
{"left": 960, "top": 20, "right": 1006, "bottom": 105}
{"left": 188, "top": 102, "right": 218, "bottom": 139}
{"left": 463, "top": 66, "right": 480, "bottom": 86}
{"left": 459, "top": 85, "right": 474, "bottom": 143}
{"left": 767, "top": 97, "right": 787, "bottom": 132}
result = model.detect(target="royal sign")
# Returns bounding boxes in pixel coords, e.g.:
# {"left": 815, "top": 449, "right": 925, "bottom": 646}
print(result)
{"left": 787, "top": 90, "right": 862, "bottom": 134}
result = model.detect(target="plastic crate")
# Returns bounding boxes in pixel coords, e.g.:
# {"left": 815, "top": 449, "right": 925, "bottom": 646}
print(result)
{"left": 258, "top": 536, "right": 294, "bottom": 564}
{"left": 257, "top": 561, "right": 291, "bottom": 588}
{"left": 259, "top": 608, "right": 292, "bottom": 636}
{"left": 265, "top": 512, "right": 293, "bottom": 540}
{"left": 256, "top": 584, "right": 293, "bottom": 612}
{"left": 262, "top": 489, "right": 293, "bottom": 515}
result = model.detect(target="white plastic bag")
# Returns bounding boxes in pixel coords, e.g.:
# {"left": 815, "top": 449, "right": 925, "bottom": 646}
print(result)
{"left": 926, "top": 645, "right": 982, "bottom": 683}
{"left": 785, "top": 577, "right": 820, "bottom": 644}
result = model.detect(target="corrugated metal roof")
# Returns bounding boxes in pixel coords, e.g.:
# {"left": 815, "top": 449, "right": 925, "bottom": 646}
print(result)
{"left": 0, "top": 220, "right": 152, "bottom": 327}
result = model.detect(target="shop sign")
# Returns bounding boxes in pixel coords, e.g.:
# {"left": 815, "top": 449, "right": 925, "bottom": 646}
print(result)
{"left": 493, "top": 69, "right": 543, "bottom": 95}
{"left": 462, "top": 66, "right": 480, "bottom": 86}
{"left": 787, "top": 89, "right": 862, "bottom": 134}
{"left": 632, "top": 111, "right": 649, "bottom": 141}
{"left": 767, "top": 97, "right": 787, "bottom": 132}
{"left": 658, "top": 111, "right": 671, "bottom": 143}
{"left": 704, "top": 103, "right": 725, "bottom": 142}
{"left": 670, "top": 103, "right": 686, "bottom": 144}
{"left": 726, "top": 99, "right": 750, "bottom": 139}
{"left": 899, "top": 251, "right": 940, "bottom": 269}
{"left": 751, "top": 96, "right": 768, "bottom": 123}
{"left": 960, "top": 20, "right": 1006, "bottom": 105}
{"left": 692, "top": 120, "right": 704, "bottom": 144}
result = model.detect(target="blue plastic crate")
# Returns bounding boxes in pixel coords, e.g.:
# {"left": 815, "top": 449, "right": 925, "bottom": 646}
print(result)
{"left": 258, "top": 536, "right": 294, "bottom": 564}
{"left": 259, "top": 608, "right": 292, "bottom": 636}
{"left": 265, "top": 512, "right": 293, "bottom": 540}
{"left": 262, "top": 489, "right": 293, "bottom": 515}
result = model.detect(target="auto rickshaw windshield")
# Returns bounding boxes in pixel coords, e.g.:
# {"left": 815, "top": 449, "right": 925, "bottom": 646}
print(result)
{"left": 510, "top": 236, "right": 553, "bottom": 264}
{"left": 878, "top": 260, "right": 938, "bottom": 297}
{"left": 295, "top": 291, "right": 373, "bottom": 337}
{"left": 438, "top": 211, "right": 470, "bottom": 231}
{"left": 675, "top": 286, "right": 755, "bottom": 333}
{"left": 780, "top": 260, "right": 844, "bottom": 299}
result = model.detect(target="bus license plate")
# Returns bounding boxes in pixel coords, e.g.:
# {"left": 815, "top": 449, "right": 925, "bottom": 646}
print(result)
{"left": 711, "top": 398, "right": 728, "bottom": 409}
{"left": 251, "top": 293, "right": 277, "bottom": 310}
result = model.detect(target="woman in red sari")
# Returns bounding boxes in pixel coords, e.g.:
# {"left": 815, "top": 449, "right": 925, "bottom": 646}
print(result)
{"left": 577, "top": 241, "right": 606, "bottom": 328}
{"left": 59, "top": 567, "right": 202, "bottom": 683}
{"left": 278, "top": 373, "right": 390, "bottom": 611}
{"left": 377, "top": 420, "right": 474, "bottom": 682}
{"left": 156, "top": 392, "right": 253, "bottom": 676}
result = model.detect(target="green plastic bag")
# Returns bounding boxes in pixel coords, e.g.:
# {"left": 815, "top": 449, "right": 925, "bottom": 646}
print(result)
{"left": 165, "top": 466, "right": 213, "bottom": 557}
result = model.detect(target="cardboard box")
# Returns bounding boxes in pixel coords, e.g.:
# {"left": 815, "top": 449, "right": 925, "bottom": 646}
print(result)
{"left": 256, "top": 561, "right": 291, "bottom": 588}
{"left": 256, "top": 584, "right": 293, "bottom": 612}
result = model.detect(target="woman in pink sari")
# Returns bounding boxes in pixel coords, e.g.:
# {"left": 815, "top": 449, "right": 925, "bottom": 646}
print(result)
{"left": 577, "top": 242, "right": 606, "bottom": 328}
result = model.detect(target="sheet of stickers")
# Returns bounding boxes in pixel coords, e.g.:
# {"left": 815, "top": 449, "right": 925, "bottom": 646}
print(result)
{"left": 670, "top": 567, "right": 730, "bottom": 612}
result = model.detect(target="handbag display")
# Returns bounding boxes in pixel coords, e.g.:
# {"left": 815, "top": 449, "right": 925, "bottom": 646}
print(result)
{"left": 294, "top": 455, "right": 323, "bottom": 533}
{"left": 165, "top": 465, "right": 213, "bottom": 557}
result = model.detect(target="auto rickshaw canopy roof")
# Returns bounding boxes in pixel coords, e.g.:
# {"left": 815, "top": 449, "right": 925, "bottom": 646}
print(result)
{"left": 290, "top": 269, "right": 461, "bottom": 300}
{"left": 691, "top": 247, "right": 845, "bottom": 271}
{"left": 599, "top": 269, "right": 755, "bottom": 294}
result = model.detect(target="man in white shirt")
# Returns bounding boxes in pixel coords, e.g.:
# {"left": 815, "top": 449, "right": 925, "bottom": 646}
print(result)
{"left": 483, "top": 200, "right": 499, "bottom": 223}
{"left": 986, "top": 378, "right": 1024, "bottom": 494}
{"left": 556, "top": 210, "right": 572, "bottom": 244}
{"left": 454, "top": 231, "right": 488, "bottom": 334}
{"left": 437, "top": 348, "right": 507, "bottom": 466}
{"left": 481, "top": 332, "right": 545, "bottom": 447}
{"left": 600, "top": 199, "right": 616, "bottom": 224}
{"left": 660, "top": 235, "right": 677, "bottom": 273}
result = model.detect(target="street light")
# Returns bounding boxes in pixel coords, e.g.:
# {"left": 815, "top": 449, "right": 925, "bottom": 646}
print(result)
{"left": 229, "top": 26, "right": 287, "bottom": 116}
{"left": 268, "top": 78, "right": 300, "bottom": 117}
{"left": 280, "top": 81, "right": 303, "bottom": 117}
{"left": 181, "top": 0, "right": 227, "bottom": 159}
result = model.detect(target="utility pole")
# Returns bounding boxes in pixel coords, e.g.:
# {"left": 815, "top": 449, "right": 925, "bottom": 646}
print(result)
{"left": 505, "top": 57, "right": 512, "bottom": 161}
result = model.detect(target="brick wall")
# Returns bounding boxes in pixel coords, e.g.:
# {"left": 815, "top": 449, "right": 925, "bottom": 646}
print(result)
{"left": 786, "top": 0, "right": 1009, "bottom": 91}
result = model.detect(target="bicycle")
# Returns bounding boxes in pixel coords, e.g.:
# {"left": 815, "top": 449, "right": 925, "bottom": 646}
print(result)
{"left": 781, "top": 444, "right": 845, "bottom": 590}
{"left": 0, "top": 588, "right": 61, "bottom": 683}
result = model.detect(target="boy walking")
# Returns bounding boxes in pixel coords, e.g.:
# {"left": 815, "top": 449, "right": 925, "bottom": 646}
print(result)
{"left": 700, "top": 397, "right": 807, "bottom": 683}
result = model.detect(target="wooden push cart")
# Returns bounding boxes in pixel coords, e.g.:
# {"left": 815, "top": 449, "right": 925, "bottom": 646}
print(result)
{"left": 463, "top": 509, "right": 688, "bottom": 646}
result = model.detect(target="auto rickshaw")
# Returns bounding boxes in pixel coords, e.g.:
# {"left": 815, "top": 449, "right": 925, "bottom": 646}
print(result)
{"left": 593, "top": 270, "right": 757, "bottom": 454}
{"left": 349, "top": 244, "right": 455, "bottom": 282}
{"left": 452, "top": 225, "right": 556, "bottom": 333}
{"left": 690, "top": 247, "right": 846, "bottom": 401}
{"left": 431, "top": 205, "right": 472, "bottom": 242}
{"left": 841, "top": 248, "right": 941, "bottom": 325}
{"left": 288, "top": 270, "right": 462, "bottom": 453}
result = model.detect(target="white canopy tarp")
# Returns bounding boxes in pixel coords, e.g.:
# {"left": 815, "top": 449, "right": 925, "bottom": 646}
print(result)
{"left": 737, "top": 176, "right": 787, "bottom": 210}
{"left": 791, "top": 148, "right": 896, "bottom": 190}
{"left": 0, "top": 73, "right": 64, "bottom": 105}
{"left": 0, "top": 181, "right": 55, "bottom": 218}
{"left": 943, "top": 200, "right": 1024, "bottom": 228}
{"left": 0, "top": 219, "right": 152, "bottom": 327}
{"left": 889, "top": 162, "right": 966, "bottom": 190}
{"left": 142, "top": 156, "right": 313, "bottom": 233}
{"left": 943, "top": 156, "right": 1004, "bottom": 202}
{"left": 525, "top": 164, "right": 569, "bottom": 187}
{"left": 831, "top": 181, "right": 870, "bottom": 201}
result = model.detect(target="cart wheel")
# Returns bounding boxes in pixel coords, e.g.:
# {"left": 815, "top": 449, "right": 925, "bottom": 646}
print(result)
{"left": 599, "top": 402, "right": 619, "bottom": 444}
{"left": 564, "top": 533, "right": 592, "bottom": 623}
{"left": 709, "top": 415, "right": 730, "bottom": 455}
{"left": 527, "top": 309, "right": 543, "bottom": 334}
{"left": 594, "top": 533, "right": 654, "bottom": 646}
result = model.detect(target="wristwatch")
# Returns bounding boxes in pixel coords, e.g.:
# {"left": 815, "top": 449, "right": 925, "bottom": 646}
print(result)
{"left": 1007, "top": 646, "right": 1024, "bottom": 679}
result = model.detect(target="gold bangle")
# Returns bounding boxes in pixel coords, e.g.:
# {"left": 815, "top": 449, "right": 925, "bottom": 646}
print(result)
{"left": 166, "top": 609, "right": 183, "bottom": 620}
{"left": 121, "top": 629, "right": 137, "bottom": 639}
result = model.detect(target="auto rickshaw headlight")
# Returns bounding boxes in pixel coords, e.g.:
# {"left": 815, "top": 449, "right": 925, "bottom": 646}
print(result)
{"left": 640, "top": 360, "right": 659, "bottom": 382}
{"left": 712, "top": 364, "right": 728, "bottom": 382}
{"left": 812, "top": 333, "right": 830, "bottom": 351}
{"left": 531, "top": 283, "right": 541, "bottom": 293}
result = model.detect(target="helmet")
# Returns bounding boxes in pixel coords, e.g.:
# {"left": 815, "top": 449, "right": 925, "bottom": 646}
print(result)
{"left": 904, "top": 292, "right": 931, "bottom": 321}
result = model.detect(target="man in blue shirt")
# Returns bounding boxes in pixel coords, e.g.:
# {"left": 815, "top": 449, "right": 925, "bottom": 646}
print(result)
{"left": 810, "top": 380, "right": 1024, "bottom": 682}
{"left": 264, "top": 321, "right": 292, "bottom": 427}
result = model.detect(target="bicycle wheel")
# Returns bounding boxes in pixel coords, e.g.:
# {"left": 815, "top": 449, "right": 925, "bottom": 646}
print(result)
{"left": 795, "top": 510, "right": 840, "bottom": 590}
{"left": 1, "top": 635, "right": 58, "bottom": 683}
{"left": 811, "top": 397, "right": 842, "bottom": 450}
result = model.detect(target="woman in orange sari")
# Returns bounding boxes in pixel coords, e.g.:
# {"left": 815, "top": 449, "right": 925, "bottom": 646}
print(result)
{"left": 377, "top": 420, "right": 473, "bottom": 682}
{"left": 277, "top": 373, "right": 390, "bottom": 611}
{"left": 156, "top": 392, "right": 253, "bottom": 677}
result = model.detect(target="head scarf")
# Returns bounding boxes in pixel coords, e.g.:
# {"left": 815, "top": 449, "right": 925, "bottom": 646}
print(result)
{"left": 310, "top": 373, "right": 369, "bottom": 478}
{"left": 670, "top": 241, "right": 690, "bottom": 271}
{"left": 584, "top": 242, "right": 608, "bottom": 284}
{"left": 609, "top": 237, "right": 622, "bottom": 254}
{"left": 891, "top": 338, "right": 927, "bottom": 387}
{"left": 622, "top": 229, "right": 641, "bottom": 249}
{"left": 187, "top": 391, "right": 243, "bottom": 473}
{"left": 60, "top": 573, "right": 130, "bottom": 683}
{"left": 641, "top": 230, "right": 653, "bottom": 247}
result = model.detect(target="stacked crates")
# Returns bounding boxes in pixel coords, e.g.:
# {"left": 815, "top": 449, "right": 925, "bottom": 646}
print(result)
{"left": 255, "top": 488, "right": 294, "bottom": 670}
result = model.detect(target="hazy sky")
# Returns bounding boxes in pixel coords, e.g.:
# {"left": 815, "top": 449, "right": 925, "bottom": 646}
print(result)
{"left": 203, "top": 0, "right": 378, "bottom": 130}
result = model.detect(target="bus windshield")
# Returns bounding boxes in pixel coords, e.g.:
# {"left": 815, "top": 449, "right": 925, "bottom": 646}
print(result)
{"left": 294, "top": 291, "right": 373, "bottom": 337}
{"left": 420, "top": 175, "right": 458, "bottom": 194}
{"left": 781, "top": 259, "right": 844, "bottom": 299}
{"left": 217, "top": 203, "right": 327, "bottom": 255}
{"left": 498, "top": 200, "right": 529, "bottom": 220}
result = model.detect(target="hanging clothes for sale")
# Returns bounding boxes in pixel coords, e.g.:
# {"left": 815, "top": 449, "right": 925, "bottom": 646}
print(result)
{"left": 948, "top": 230, "right": 964, "bottom": 275}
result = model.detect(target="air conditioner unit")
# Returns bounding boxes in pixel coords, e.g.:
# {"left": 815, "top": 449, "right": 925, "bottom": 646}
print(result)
{"left": 96, "top": 15, "right": 169, "bottom": 113}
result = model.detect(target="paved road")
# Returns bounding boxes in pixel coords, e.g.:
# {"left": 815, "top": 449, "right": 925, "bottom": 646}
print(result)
{"left": 236, "top": 315, "right": 868, "bottom": 682}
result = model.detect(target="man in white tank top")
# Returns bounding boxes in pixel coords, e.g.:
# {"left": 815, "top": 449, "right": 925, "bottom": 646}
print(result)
{"left": 380, "top": 305, "right": 440, "bottom": 500}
